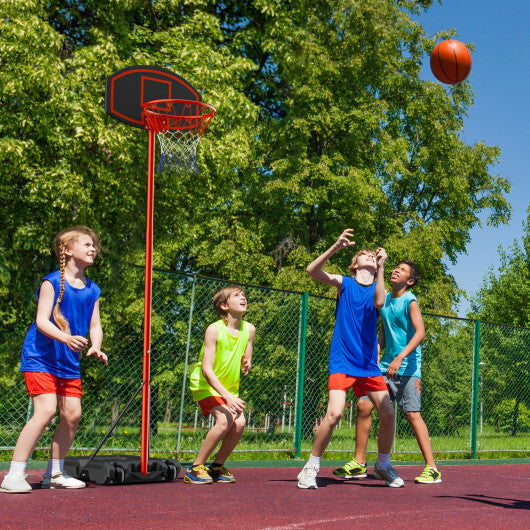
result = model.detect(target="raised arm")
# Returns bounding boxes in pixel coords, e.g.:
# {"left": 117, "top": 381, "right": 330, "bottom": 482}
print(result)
{"left": 306, "top": 229, "right": 355, "bottom": 295}
{"left": 374, "top": 247, "right": 387, "bottom": 308}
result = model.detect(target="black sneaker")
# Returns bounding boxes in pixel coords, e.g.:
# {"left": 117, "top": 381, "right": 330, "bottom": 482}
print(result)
{"left": 208, "top": 464, "right": 236, "bottom": 483}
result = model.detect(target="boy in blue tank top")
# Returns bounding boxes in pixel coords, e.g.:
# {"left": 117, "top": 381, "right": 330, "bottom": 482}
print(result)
{"left": 334, "top": 260, "right": 441, "bottom": 484}
{"left": 297, "top": 229, "right": 404, "bottom": 489}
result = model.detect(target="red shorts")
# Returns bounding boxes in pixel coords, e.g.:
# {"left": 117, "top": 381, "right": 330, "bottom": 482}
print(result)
{"left": 24, "top": 372, "right": 83, "bottom": 398}
{"left": 328, "top": 373, "right": 387, "bottom": 397}
{"left": 197, "top": 396, "right": 227, "bottom": 417}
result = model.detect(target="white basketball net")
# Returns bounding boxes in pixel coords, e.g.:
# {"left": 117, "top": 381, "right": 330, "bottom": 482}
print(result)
{"left": 156, "top": 129, "right": 201, "bottom": 174}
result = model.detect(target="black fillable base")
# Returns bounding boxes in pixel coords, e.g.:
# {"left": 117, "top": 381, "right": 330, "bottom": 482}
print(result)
{"left": 64, "top": 455, "right": 181, "bottom": 485}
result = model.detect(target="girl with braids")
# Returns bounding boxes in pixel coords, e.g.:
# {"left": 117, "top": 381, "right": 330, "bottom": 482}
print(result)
{"left": 1, "top": 226, "right": 107, "bottom": 494}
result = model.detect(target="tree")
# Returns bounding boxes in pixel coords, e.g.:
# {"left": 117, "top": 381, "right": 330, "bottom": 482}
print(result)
{"left": 0, "top": 0, "right": 258, "bottom": 367}
{"left": 472, "top": 205, "right": 530, "bottom": 327}
{"left": 0, "top": 0, "right": 512, "bottom": 373}
{"left": 471, "top": 206, "right": 530, "bottom": 436}
{"left": 184, "top": 0, "right": 510, "bottom": 315}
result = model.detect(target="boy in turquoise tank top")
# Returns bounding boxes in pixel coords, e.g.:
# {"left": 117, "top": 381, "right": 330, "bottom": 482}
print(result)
{"left": 185, "top": 286, "right": 256, "bottom": 484}
{"left": 334, "top": 260, "right": 441, "bottom": 484}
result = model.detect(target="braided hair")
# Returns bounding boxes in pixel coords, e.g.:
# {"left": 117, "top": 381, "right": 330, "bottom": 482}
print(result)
{"left": 52, "top": 226, "right": 101, "bottom": 333}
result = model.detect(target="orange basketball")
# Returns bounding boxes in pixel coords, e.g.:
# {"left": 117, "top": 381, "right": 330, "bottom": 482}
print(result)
{"left": 430, "top": 40, "right": 472, "bottom": 84}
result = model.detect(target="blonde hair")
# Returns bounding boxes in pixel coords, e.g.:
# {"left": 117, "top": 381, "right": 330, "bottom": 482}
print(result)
{"left": 213, "top": 286, "right": 245, "bottom": 321}
{"left": 347, "top": 249, "right": 376, "bottom": 276}
{"left": 52, "top": 226, "right": 101, "bottom": 333}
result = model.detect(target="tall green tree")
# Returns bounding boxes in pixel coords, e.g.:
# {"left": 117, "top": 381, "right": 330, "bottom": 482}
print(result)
{"left": 0, "top": 0, "right": 258, "bottom": 373}
{"left": 471, "top": 206, "right": 530, "bottom": 435}
{"left": 472, "top": 205, "right": 530, "bottom": 327}
{"left": 0, "top": 0, "right": 512, "bottom": 366}
{"left": 185, "top": 0, "right": 510, "bottom": 313}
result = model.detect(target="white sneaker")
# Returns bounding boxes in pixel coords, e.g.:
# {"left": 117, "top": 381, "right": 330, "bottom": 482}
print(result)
{"left": 0, "top": 472, "right": 32, "bottom": 493}
{"left": 297, "top": 464, "right": 318, "bottom": 489}
{"left": 41, "top": 471, "right": 86, "bottom": 489}
{"left": 373, "top": 462, "right": 404, "bottom": 488}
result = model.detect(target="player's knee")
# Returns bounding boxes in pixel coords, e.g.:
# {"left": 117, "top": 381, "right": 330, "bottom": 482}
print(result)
{"left": 33, "top": 407, "right": 56, "bottom": 427}
{"left": 215, "top": 411, "right": 233, "bottom": 432}
{"left": 234, "top": 413, "right": 246, "bottom": 430}
{"left": 357, "top": 399, "right": 373, "bottom": 417}
{"left": 378, "top": 402, "right": 395, "bottom": 423}
{"left": 326, "top": 409, "right": 343, "bottom": 426}
{"left": 405, "top": 411, "right": 422, "bottom": 425}
{"left": 62, "top": 406, "right": 82, "bottom": 426}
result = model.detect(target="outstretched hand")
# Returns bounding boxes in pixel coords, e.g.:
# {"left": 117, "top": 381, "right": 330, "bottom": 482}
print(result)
{"left": 334, "top": 229, "right": 356, "bottom": 251}
{"left": 86, "top": 347, "right": 108, "bottom": 365}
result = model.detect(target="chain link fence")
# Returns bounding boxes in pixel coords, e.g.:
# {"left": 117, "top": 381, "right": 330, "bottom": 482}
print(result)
{"left": 1, "top": 268, "right": 529, "bottom": 459}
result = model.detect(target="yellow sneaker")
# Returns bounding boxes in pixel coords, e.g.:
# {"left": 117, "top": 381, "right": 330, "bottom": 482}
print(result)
{"left": 183, "top": 464, "right": 213, "bottom": 485}
{"left": 414, "top": 465, "right": 442, "bottom": 484}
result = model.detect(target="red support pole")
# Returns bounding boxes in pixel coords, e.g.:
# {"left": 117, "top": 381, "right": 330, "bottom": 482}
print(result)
{"left": 140, "top": 129, "right": 156, "bottom": 475}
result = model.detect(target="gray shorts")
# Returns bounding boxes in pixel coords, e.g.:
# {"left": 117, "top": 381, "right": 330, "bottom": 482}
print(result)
{"left": 360, "top": 375, "right": 421, "bottom": 412}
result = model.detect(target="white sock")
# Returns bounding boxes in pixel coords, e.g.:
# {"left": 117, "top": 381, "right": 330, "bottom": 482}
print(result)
{"left": 377, "top": 453, "right": 390, "bottom": 468}
{"left": 307, "top": 453, "right": 321, "bottom": 469}
{"left": 7, "top": 460, "right": 27, "bottom": 477}
{"left": 46, "top": 459, "right": 62, "bottom": 475}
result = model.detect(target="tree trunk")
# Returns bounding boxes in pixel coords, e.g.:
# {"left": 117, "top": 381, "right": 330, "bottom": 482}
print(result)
{"left": 510, "top": 397, "right": 520, "bottom": 436}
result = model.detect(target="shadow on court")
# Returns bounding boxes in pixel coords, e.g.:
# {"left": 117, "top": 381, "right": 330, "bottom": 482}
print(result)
{"left": 1, "top": 464, "right": 528, "bottom": 529}
{"left": 438, "top": 493, "right": 530, "bottom": 511}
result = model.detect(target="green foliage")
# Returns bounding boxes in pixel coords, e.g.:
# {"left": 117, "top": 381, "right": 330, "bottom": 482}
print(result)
{"left": 0, "top": 1, "right": 516, "bottom": 454}
{"left": 1, "top": 1, "right": 510, "bottom": 357}
{"left": 468, "top": 207, "right": 530, "bottom": 435}
{"left": 420, "top": 316, "right": 474, "bottom": 435}
{"left": 472, "top": 205, "right": 530, "bottom": 327}
{"left": 493, "top": 399, "right": 530, "bottom": 434}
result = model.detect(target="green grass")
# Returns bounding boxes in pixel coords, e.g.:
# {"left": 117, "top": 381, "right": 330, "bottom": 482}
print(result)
{"left": 1, "top": 422, "right": 528, "bottom": 462}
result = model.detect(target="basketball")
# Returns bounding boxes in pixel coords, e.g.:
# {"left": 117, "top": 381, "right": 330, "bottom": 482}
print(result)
{"left": 430, "top": 39, "right": 472, "bottom": 84}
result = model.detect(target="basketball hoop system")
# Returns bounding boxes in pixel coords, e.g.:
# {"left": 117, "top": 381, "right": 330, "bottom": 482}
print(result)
{"left": 143, "top": 99, "right": 216, "bottom": 174}
{"left": 97, "top": 67, "right": 217, "bottom": 480}
{"left": 135, "top": 98, "right": 215, "bottom": 475}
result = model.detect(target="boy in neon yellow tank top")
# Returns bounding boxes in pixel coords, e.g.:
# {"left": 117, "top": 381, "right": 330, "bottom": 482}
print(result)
{"left": 185, "top": 286, "right": 256, "bottom": 484}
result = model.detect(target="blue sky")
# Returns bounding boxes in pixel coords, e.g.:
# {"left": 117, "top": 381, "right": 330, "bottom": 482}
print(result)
{"left": 417, "top": 0, "right": 529, "bottom": 316}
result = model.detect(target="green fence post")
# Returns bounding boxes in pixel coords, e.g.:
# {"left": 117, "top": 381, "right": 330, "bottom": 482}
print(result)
{"left": 470, "top": 319, "right": 481, "bottom": 458}
{"left": 294, "top": 292, "right": 309, "bottom": 458}
{"left": 176, "top": 275, "right": 197, "bottom": 453}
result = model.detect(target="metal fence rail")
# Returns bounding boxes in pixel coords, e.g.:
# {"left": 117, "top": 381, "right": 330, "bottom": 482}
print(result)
{"left": 1, "top": 269, "right": 529, "bottom": 459}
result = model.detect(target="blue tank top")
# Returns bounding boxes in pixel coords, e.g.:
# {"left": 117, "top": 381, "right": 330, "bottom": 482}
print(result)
{"left": 328, "top": 276, "right": 380, "bottom": 377}
{"left": 20, "top": 271, "right": 101, "bottom": 378}
{"left": 379, "top": 291, "right": 422, "bottom": 377}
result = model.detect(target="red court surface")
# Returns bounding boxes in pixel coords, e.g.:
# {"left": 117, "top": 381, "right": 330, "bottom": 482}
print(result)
{"left": 1, "top": 463, "right": 528, "bottom": 529}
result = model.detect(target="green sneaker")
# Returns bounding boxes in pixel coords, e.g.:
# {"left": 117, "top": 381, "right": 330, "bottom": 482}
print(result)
{"left": 333, "top": 458, "right": 367, "bottom": 479}
{"left": 414, "top": 465, "right": 442, "bottom": 484}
